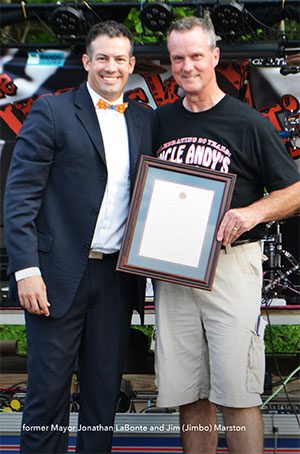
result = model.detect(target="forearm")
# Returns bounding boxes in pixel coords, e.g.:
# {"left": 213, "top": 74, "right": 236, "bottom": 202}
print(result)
{"left": 217, "top": 181, "right": 300, "bottom": 245}
{"left": 248, "top": 181, "right": 300, "bottom": 225}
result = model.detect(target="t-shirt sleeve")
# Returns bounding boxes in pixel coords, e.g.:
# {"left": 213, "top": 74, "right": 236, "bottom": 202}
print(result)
{"left": 256, "top": 119, "right": 300, "bottom": 192}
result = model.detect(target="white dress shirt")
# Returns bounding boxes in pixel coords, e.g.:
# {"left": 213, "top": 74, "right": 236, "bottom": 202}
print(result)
{"left": 15, "top": 83, "right": 130, "bottom": 281}
{"left": 88, "top": 84, "right": 130, "bottom": 253}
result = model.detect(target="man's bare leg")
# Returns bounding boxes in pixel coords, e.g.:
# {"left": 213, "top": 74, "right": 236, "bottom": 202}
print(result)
{"left": 221, "top": 406, "right": 264, "bottom": 454}
{"left": 180, "top": 399, "right": 217, "bottom": 454}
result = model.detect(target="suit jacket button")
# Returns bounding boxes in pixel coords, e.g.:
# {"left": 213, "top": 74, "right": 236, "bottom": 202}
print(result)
{"left": 90, "top": 208, "right": 99, "bottom": 216}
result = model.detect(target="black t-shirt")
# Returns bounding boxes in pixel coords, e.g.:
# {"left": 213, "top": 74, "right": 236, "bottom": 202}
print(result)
{"left": 155, "top": 95, "right": 300, "bottom": 240}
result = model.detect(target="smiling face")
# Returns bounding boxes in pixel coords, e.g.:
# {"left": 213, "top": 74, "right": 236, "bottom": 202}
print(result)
{"left": 82, "top": 34, "right": 135, "bottom": 102}
{"left": 168, "top": 26, "right": 220, "bottom": 98}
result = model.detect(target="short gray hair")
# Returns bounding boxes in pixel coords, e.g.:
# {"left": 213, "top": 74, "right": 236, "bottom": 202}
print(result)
{"left": 168, "top": 16, "right": 218, "bottom": 49}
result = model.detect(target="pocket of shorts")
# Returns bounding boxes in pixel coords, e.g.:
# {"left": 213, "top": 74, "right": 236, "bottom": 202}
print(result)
{"left": 236, "top": 244, "right": 262, "bottom": 279}
{"left": 246, "top": 333, "right": 265, "bottom": 394}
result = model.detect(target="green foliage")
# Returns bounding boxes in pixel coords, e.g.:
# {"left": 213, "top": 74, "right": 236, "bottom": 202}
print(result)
{"left": 2, "top": 0, "right": 300, "bottom": 46}
{"left": 0, "top": 323, "right": 299, "bottom": 356}
{"left": 26, "top": 30, "right": 55, "bottom": 44}
{"left": 27, "top": 0, "right": 52, "bottom": 3}
{"left": 124, "top": 8, "right": 157, "bottom": 43}
{"left": 0, "top": 325, "right": 27, "bottom": 355}
{"left": 125, "top": 5, "right": 195, "bottom": 43}
{"left": 131, "top": 325, "right": 154, "bottom": 350}
{"left": 264, "top": 325, "right": 300, "bottom": 354}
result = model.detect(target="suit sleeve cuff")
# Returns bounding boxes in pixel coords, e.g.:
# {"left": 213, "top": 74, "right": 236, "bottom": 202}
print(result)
{"left": 15, "top": 267, "right": 41, "bottom": 281}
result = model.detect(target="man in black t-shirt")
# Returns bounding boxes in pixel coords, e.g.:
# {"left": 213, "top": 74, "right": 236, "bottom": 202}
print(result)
{"left": 154, "top": 16, "right": 300, "bottom": 454}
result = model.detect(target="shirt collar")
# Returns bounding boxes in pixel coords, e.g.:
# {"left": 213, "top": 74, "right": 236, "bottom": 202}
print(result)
{"left": 86, "top": 83, "right": 124, "bottom": 108}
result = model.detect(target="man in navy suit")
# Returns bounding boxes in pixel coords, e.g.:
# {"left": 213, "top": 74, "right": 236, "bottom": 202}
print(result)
{"left": 4, "top": 21, "right": 157, "bottom": 453}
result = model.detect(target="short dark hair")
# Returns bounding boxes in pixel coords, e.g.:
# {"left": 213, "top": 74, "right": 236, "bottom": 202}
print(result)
{"left": 86, "top": 21, "right": 134, "bottom": 57}
{"left": 168, "top": 16, "right": 218, "bottom": 49}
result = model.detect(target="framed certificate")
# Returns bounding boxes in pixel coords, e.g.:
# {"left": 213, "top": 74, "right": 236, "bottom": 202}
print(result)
{"left": 117, "top": 156, "right": 236, "bottom": 290}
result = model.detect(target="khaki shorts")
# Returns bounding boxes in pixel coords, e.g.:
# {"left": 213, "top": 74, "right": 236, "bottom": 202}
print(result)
{"left": 154, "top": 241, "right": 265, "bottom": 409}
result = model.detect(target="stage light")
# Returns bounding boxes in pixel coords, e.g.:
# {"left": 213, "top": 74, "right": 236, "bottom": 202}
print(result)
{"left": 245, "top": 3, "right": 299, "bottom": 36}
{"left": 50, "top": 6, "right": 87, "bottom": 40}
{"left": 211, "top": 1, "right": 246, "bottom": 38}
{"left": 140, "top": 2, "right": 175, "bottom": 33}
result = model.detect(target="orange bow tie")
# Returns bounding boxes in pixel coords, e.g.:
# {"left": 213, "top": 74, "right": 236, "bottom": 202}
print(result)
{"left": 97, "top": 99, "right": 128, "bottom": 114}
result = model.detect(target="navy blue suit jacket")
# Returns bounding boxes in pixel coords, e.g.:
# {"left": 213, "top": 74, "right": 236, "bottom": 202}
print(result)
{"left": 4, "top": 84, "right": 157, "bottom": 318}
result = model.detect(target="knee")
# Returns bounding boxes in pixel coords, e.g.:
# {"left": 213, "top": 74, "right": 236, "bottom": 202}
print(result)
{"left": 180, "top": 399, "right": 215, "bottom": 418}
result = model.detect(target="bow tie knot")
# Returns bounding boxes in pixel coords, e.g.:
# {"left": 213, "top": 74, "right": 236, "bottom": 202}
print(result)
{"left": 97, "top": 99, "right": 128, "bottom": 114}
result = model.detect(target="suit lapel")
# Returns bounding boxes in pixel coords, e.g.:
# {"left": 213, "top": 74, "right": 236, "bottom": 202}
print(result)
{"left": 74, "top": 87, "right": 143, "bottom": 176}
{"left": 125, "top": 102, "right": 143, "bottom": 185}
{"left": 74, "top": 85, "right": 106, "bottom": 165}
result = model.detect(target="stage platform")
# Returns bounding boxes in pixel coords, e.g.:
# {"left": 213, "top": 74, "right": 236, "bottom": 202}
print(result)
{"left": 1, "top": 305, "right": 300, "bottom": 326}
{"left": 0, "top": 412, "right": 299, "bottom": 453}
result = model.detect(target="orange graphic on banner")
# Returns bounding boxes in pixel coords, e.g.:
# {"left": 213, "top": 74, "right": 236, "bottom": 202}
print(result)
{"left": 0, "top": 104, "right": 23, "bottom": 135}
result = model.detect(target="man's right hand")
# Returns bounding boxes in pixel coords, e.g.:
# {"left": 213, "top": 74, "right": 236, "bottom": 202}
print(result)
{"left": 17, "top": 276, "right": 50, "bottom": 316}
